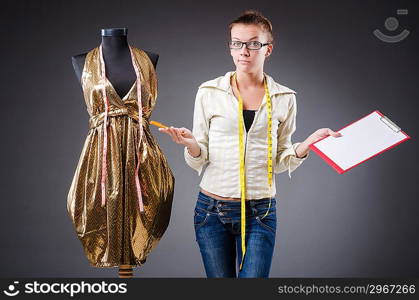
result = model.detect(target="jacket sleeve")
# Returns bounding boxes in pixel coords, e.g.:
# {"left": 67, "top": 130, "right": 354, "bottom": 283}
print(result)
{"left": 184, "top": 88, "right": 210, "bottom": 176}
{"left": 274, "top": 93, "right": 309, "bottom": 178}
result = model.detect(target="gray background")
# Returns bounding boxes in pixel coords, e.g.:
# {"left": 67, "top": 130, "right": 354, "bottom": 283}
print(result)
{"left": 0, "top": 0, "right": 418, "bottom": 277}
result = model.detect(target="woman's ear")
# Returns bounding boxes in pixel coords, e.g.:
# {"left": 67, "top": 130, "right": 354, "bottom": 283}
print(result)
{"left": 265, "top": 43, "right": 273, "bottom": 57}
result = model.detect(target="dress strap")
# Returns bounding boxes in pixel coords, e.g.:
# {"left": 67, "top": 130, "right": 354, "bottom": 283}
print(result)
{"left": 98, "top": 45, "right": 109, "bottom": 208}
{"left": 129, "top": 46, "right": 145, "bottom": 212}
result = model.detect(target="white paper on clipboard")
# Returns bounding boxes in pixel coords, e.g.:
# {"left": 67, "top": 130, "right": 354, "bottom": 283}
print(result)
{"left": 309, "top": 110, "right": 410, "bottom": 173}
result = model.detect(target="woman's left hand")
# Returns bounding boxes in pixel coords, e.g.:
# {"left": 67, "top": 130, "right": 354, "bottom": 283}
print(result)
{"left": 309, "top": 128, "right": 342, "bottom": 143}
{"left": 295, "top": 128, "right": 342, "bottom": 158}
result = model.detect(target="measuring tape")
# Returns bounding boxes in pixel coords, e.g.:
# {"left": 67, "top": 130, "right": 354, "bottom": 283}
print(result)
{"left": 233, "top": 72, "right": 273, "bottom": 271}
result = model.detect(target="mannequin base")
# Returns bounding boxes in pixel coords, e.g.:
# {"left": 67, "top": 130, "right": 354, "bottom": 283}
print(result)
{"left": 118, "top": 265, "right": 133, "bottom": 278}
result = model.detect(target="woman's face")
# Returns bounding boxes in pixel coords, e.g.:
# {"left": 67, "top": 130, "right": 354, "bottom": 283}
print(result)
{"left": 230, "top": 23, "right": 273, "bottom": 73}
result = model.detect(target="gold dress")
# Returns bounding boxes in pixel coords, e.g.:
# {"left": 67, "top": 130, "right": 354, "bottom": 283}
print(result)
{"left": 67, "top": 45, "right": 175, "bottom": 268}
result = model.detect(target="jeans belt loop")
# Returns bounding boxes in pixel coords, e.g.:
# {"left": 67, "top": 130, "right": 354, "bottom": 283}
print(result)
{"left": 207, "top": 198, "right": 215, "bottom": 212}
{"left": 249, "top": 200, "right": 258, "bottom": 215}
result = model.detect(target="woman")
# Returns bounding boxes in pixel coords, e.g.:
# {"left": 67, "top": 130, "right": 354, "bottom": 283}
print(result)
{"left": 159, "top": 10, "right": 341, "bottom": 277}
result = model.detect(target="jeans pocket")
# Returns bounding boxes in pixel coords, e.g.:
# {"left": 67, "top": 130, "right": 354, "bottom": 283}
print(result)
{"left": 255, "top": 210, "right": 277, "bottom": 233}
{"left": 194, "top": 209, "right": 210, "bottom": 229}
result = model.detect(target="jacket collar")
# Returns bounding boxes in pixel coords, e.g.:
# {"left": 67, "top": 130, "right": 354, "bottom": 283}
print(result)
{"left": 198, "top": 71, "right": 296, "bottom": 96}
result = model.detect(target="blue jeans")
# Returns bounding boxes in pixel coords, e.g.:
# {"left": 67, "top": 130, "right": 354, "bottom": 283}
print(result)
{"left": 194, "top": 191, "right": 277, "bottom": 278}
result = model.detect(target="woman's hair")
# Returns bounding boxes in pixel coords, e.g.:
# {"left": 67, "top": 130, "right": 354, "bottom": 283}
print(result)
{"left": 228, "top": 9, "right": 274, "bottom": 43}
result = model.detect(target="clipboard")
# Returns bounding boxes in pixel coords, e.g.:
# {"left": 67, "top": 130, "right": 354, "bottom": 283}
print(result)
{"left": 309, "top": 110, "right": 411, "bottom": 174}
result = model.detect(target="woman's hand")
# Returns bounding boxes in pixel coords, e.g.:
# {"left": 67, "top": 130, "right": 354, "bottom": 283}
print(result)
{"left": 309, "top": 128, "right": 342, "bottom": 142}
{"left": 158, "top": 126, "right": 194, "bottom": 145}
{"left": 158, "top": 126, "right": 201, "bottom": 157}
{"left": 295, "top": 128, "right": 342, "bottom": 158}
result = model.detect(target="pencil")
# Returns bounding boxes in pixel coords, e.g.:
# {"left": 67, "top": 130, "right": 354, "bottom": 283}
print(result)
{"left": 150, "top": 120, "right": 169, "bottom": 129}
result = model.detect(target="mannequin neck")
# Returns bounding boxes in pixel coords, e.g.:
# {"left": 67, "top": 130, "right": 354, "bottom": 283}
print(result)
{"left": 98, "top": 28, "right": 135, "bottom": 98}
{"left": 101, "top": 29, "right": 129, "bottom": 55}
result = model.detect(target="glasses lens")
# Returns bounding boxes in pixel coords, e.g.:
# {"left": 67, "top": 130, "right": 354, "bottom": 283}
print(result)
{"left": 247, "top": 41, "right": 262, "bottom": 50}
{"left": 229, "top": 41, "right": 242, "bottom": 49}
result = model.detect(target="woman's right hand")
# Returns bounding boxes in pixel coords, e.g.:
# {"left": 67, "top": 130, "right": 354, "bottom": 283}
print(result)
{"left": 159, "top": 126, "right": 201, "bottom": 157}
{"left": 158, "top": 126, "right": 196, "bottom": 147}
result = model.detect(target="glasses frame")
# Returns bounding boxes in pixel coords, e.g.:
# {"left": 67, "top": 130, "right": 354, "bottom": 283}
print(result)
{"left": 228, "top": 40, "right": 271, "bottom": 50}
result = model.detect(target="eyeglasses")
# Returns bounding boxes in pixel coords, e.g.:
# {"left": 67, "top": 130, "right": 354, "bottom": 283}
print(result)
{"left": 228, "top": 40, "right": 271, "bottom": 50}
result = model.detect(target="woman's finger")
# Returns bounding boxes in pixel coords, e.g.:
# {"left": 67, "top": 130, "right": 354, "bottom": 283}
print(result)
{"left": 158, "top": 128, "right": 170, "bottom": 137}
{"left": 158, "top": 128, "right": 170, "bottom": 135}
{"left": 175, "top": 129, "right": 184, "bottom": 143}
{"left": 179, "top": 127, "right": 187, "bottom": 135}
{"left": 173, "top": 128, "right": 183, "bottom": 143}
{"left": 169, "top": 127, "right": 181, "bottom": 143}
{"left": 164, "top": 128, "right": 176, "bottom": 142}
{"left": 328, "top": 128, "right": 342, "bottom": 137}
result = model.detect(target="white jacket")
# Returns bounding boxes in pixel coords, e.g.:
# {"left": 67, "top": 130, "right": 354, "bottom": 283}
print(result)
{"left": 184, "top": 71, "right": 309, "bottom": 199}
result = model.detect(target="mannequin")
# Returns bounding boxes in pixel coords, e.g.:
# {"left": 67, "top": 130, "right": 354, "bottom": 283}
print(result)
{"left": 71, "top": 28, "right": 159, "bottom": 278}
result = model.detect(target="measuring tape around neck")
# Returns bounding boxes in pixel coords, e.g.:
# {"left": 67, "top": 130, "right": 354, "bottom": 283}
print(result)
{"left": 233, "top": 72, "right": 273, "bottom": 271}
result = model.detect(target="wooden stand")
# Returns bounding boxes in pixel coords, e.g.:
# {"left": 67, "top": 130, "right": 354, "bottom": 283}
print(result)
{"left": 118, "top": 265, "right": 133, "bottom": 278}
